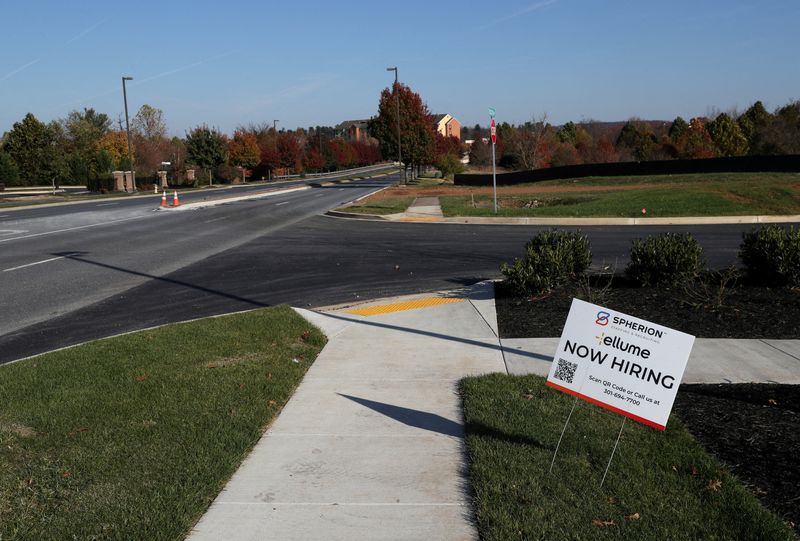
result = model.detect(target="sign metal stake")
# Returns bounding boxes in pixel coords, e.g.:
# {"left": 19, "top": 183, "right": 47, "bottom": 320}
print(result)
{"left": 549, "top": 395, "right": 579, "bottom": 474}
{"left": 600, "top": 417, "right": 626, "bottom": 488}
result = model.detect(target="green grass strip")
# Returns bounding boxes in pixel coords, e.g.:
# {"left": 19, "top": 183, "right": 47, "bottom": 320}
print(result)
{"left": 461, "top": 374, "right": 795, "bottom": 540}
{"left": 339, "top": 196, "right": 415, "bottom": 215}
{"left": 0, "top": 306, "right": 325, "bottom": 540}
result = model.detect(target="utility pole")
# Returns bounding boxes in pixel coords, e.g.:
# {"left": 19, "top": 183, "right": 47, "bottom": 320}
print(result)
{"left": 122, "top": 76, "right": 135, "bottom": 192}
{"left": 386, "top": 67, "right": 403, "bottom": 184}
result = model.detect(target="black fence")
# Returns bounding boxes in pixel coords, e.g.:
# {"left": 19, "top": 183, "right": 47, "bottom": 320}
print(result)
{"left": 454, "top": 155, "right": 800, "bottom": 186}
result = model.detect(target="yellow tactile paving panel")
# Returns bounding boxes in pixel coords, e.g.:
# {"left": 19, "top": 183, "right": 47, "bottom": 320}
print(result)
{"left": 346, "top": 297, "right": 464, "bottom": 316}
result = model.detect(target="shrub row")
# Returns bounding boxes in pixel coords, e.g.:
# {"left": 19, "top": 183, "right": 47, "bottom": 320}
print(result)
{"left": 501, "top": 226, "right": 800, "bottom": 296}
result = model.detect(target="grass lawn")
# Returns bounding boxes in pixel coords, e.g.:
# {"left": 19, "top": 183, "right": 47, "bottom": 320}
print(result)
{"left": 340, "top": 196, "right": 415, "bottom": 215}
{"left": 0, "top": 306, "right": 325, "bottom": 540}
{"left": 441, "top": 173, "right": 800, "bottom": 217}
{"left": 461, "top": 374, "right": 796, "bottom": 540}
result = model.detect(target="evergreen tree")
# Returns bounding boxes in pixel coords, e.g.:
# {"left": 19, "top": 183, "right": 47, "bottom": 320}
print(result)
{"left": 707, "top": 113, "right": 748, "bottom": 156}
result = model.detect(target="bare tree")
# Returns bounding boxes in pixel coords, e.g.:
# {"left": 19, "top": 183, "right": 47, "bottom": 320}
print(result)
{"left": 509, "top": 113, "right": 550, "bottom": 170}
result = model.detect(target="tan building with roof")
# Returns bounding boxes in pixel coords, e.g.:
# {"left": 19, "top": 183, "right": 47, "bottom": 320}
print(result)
{"left": 433, "top": 114, "right": 461, "bottom": 140}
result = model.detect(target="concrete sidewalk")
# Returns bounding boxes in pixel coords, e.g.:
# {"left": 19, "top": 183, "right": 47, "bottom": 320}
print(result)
{"left": 187, "top": 282, "right": 800, "bottom": 540}
{"left": 188, "top": 283, "right": 504, "bottom": 540}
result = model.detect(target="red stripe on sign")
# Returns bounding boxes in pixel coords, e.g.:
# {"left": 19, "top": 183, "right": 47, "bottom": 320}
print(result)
{"left": 545, "top": 380, "right": 666, "bottom": 431}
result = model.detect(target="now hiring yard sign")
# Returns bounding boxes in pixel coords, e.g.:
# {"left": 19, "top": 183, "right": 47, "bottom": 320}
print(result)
{"left": 547, "top": 299, "right": 695, "bottom": 430}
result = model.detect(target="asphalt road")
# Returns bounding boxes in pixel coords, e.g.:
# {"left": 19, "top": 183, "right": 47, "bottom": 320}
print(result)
{"left": 0, "top": 176, "right": 771, "bottom": 364}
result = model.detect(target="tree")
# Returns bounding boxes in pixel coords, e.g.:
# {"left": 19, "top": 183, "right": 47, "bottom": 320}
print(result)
{"left": 757, "top": 101, "right": 800, "bottom": 155}
{"left": 2, "top": 113, "right": 54, "bottom": 185}
{"left": 616, "top": 120, "right": 657, "bottom": 161}
{"left": 97, "top": 130, "right": 130, "bottom": 169}
{"left": 557, "top": 121, "right": 577, "bottom": 144}
{"left": 668, "top": 117, "right": 688, "bottom": 145}
{"left": 435, "top": 153, "right": 465, "bottom": 179}
{"left": 228, "top": 129, "right": 261, "bottom": 180}
{"left": 259, "top": 141, "right": 280, "bottom": 177}
{"left": 132, "top": 104, "right": 167, "bottom": 140}
{"left": 468, "top": 139, "right": 491, "bottom": 166}
{"left": 185, "top": 125, "right": 228, "bottom": 184}
{"left": 65, "top": 108, "right": 110, "bottom": 145}
{"left": 0, "top": 151, "right": 20, "bottom": 186}
{"left": 550, "top": 142, "right": 582, "bottom": 167}
{"left": 507, "top": 115, "right": 551, "bottom": 170}
{"left": 677, "top": 117, "right": 717, "bottom": 159}
{"left": 738, "top": 101, "right": 772, "bottom": 152}
{"left": 707, "top": 113, "right": 748, "bottom": 156}
{"left": 371, "top": 81, "right": 435, "bottom": 181}
{"left": 276, "top": 132, "right": 302, "bottom": 171}
{"left": 304, "top": 148, "right": 325, "bottom": 172}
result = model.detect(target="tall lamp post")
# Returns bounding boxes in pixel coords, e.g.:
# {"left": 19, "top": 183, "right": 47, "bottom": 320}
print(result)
{"left": 121, "top": 76, "right": 135, "bottom": 192}
{"left": 386, "top": 67, "right": 403, "bottom": 184}
{"left": 273, "top": 119, "right": 279, "bottom": 132}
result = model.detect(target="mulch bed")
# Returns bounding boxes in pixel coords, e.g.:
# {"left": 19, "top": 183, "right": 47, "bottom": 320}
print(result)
{"left": 494, "top": 280, "right": 800, "bottom": 534}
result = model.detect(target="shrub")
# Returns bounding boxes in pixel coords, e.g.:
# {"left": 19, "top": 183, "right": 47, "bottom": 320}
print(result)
{"left": 500, "top": 230, "right": 591, "bottom": 296}
{"left": 86, "top": 174, "right": 115, "bottom": 193}
{"left": 626, "top": 233, "right": 705, "bottom": 286}
{"left": 740, "top": 226, "right": 800, "bottom": 287}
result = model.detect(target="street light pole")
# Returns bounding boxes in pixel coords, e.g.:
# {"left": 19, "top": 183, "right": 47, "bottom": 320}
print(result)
{"left": 386, "top": 67, "right": 403, "bottom": 184}
{"left": 121, "top": 76, "right": 135, "bottom": 192}
{"left": 273, "top": 119, "right": 279, "bottom": 132}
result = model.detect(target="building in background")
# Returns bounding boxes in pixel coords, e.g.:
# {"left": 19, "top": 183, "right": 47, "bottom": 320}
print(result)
{"left": 336, "top": 120, "right": 371, "bottom": 142}
{"left": 433, "top": 114, "right": 461, "bottom": 140}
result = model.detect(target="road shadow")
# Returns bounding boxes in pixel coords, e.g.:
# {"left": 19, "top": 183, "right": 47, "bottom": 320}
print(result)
{"left": 52, "top": 252, "right": 268, "bottom": 309}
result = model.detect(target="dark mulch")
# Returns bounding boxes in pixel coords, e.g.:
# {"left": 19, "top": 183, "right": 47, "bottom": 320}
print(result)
{"left": 494, "top": 279, "right": 800, "bottom": 534}
{"left": 495, "top": 278, "right": 800, "bottom": 339}
{"left": 673, "top": 384, "right": 800, "bottom": 534}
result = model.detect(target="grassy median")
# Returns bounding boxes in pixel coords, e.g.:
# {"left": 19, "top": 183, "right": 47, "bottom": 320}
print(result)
{"left": 0, "top": 306, "right": 325, "bottom": 540}
{"left": 461, "top": 374, "right": 796, "bottom": 540}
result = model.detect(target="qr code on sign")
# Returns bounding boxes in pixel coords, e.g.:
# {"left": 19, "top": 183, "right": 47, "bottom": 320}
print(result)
{"left": 554, "top": 358, "right": 578, "bottom": 384}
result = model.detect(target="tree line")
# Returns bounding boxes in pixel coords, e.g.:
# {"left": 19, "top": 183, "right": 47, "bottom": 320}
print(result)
{"left": 462, "top": 99, "right": 800, "bottom": 171}
{"left": 0, "top": 107, "right": 384, "bottom": 188}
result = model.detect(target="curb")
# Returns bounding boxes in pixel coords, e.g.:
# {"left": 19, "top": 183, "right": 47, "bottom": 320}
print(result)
{"left": 324, "top": 212, "right": 800, "bottom": 226}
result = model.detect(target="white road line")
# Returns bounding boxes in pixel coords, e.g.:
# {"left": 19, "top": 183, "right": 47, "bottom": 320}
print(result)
{"left": 0, "top": 216, "right": 141, "bottom": 244}
{"left": 338, "top": 188, "right": 345, "bottom": 191}
{"left": 203, "top": 216, "right": 229, "bottom": 223}
{"left": 0, "top": 215, "right": 10, "bottom": 218}
{"left": 275, "top": 201, "right": 289, "bottom": 206}
{"left": 314, "top": 193, "right": 324, "bottom": 197}
{"left": 96, "top": 202, "right": 119, "bottom": 207}
{"left": 4, "top": 255, "right": 71, "bottom": 272}
{"left": 0, "top": 229, "right": 28, "bottom": 236}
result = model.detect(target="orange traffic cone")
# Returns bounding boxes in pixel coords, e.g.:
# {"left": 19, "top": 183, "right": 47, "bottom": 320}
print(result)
{"left": 160, "top": 190, "right": 168, "bottom": 208}
{"left": 172, "top": 190, "right": 180, "bottom": 207}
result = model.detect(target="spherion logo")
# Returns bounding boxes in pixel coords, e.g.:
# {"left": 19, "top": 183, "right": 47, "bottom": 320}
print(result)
{"left": 595, "top": 311, "right": 610, "bottom": 326}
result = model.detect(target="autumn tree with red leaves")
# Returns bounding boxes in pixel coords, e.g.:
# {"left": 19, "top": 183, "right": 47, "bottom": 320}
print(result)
{"left": 371, "top": 81, "right": 435, "bottom": 181}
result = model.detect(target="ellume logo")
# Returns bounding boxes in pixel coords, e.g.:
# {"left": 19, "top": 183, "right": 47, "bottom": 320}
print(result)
{"left": 595, "top": 311, "right": 610, "bottom": 326}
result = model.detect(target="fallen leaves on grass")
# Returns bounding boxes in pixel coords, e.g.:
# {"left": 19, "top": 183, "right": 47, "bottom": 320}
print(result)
{"left": 592, "top": 519, "right": 617, "bottom": 527}
{"left": 707, "top": 479, "right": 723, "bottom": 491}
{"left": 626, "top": 512, "right": 641, "bottom": 520}
{"left": 300, "top": 330, "right": 311, "bottom": 341}
{"left": 135, "top": 374, "right": 148, "bottom": 382}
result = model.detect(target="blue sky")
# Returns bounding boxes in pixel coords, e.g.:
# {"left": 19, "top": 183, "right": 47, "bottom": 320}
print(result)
{"left": 1, "top": 0, "right": 798, "bottom": 136}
